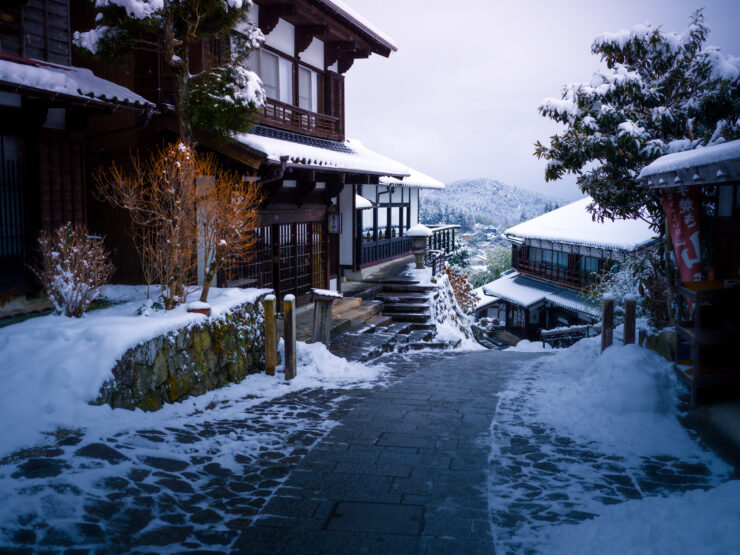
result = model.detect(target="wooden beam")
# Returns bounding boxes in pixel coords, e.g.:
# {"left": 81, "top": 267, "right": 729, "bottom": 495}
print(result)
{"left": 296, "top": 24, "right": 330, "bottom": 54}
{"left": 259, "top": 3, "right": 297, "bottom": 36}
{"left": 338, "top": 52, "right": 354, "bottom": 74}
{"left": 325, "top": 40, "right": 354, "bottom": 67}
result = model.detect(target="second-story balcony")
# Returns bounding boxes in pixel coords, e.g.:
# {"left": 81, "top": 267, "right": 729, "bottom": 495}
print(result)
{"left": 516, "top": 259, "right": 596, "bottom": 290}
{"left": 260, "top": 98, "right": 342, "bottom": 142}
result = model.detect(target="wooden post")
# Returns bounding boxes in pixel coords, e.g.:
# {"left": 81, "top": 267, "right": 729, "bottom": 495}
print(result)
{"left": 283, "top": 294, "right": 297, "bottom": 380}
{"left": 601, "top": 297, "right": 614, "bottom": 352}
{"left": 624, "top": 296, "right": 636, "bottom": 345}
{"left": 311, "top": 289, "right": 340, "bottom": 345}
{"left": 262, "top": 295, "right": 277, "bottom": 376}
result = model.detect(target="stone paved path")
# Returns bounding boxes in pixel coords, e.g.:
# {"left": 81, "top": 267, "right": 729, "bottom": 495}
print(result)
{"left": 1, "top": 348, "right": 727, "bottom": 554}
{"left": 233, "top": 350, "right": 542, "bottom": 554}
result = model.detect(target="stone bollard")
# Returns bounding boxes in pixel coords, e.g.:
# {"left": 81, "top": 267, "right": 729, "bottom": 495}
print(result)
{"left": 601, "top": 296, "right": 614, "bottom": 353}
{"left": 283, "top": 294, "right": 297, "bottom": 380}
{"left": 407, "top": 224, "right": 432, "bottom": 270}
{"left": 624, "top": 296, "right": 637, "bottom": 345}
{"left": 311, "top": 289, "right": 341, "bottom": 346}
{"left": 262, "top": 294, "right": 277, "bottom": 376}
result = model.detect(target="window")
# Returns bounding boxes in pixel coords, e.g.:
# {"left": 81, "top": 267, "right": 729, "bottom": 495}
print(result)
{"left": 542, "top": 249, "right": 553, "bottom": 265}
{"left": 555, "top": 251, "right": 568, "bottom": 268}
{"left": 298, "top": 66, "right": 319, "bottom": 112}
{"left": 579, "top": 256, "right": 599, "bottom": 278}
{"left": 530, "top": 247, "right": 542, "bottom": 263}
{"left": 260, "top": 51, "right": 293, "bottom": 104}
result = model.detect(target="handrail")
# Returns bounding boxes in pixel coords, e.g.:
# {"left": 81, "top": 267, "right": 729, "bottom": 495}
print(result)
{"left": 260, "top": 98, "right": 341, "bottom": 141}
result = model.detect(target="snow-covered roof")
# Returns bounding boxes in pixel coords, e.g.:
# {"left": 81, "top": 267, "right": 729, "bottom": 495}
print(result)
{"left": 483, "top": 271, "right": 599, "bottom": 318}
{"left": 473, "top": 286, "right": 500, "bottom": 311}
{"left": 234, "top": 129, "right": 411, "bottom": 176}
{"left": 504, "top": 197, "right": 654, "bottom": 251}
{"left": 639, "top": 139, "right": 740, "bottom": 188}
{"left": 380, "top": 167, "right": 445, "bottom": 190}
{"left": 355, "top": 194, "right": 373, "bottom": 209}
{"left": 314, "top": 0, "right": 398, "bottom": 53}
{"left": 0, "top": 54, "right": 153, "bottom": 108}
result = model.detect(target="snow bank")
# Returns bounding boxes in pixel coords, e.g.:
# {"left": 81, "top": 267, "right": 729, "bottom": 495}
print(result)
{"left": 0, "top": 286, "right": 270, "bottom": 458}
{"left": 506, "top": 339, "right": 554, "bottom": 352}
{"left": 528, "top": 337, "right": 720, "bottom": 461}
{"left": 543, "top": 480, "right": 740, "bottom": 555}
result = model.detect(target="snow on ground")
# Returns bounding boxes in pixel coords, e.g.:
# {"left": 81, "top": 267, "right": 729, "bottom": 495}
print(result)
{"left": 505, "top": 339, "right": 554, "bottom": 352}
{"left": 542, "top": 479, "right": 740, "bottom": 555}
{"left": 0, "top": 324, "right": 389, "bottom": 549}
{"left": 489, "top": 334, "right": 734, "bottom": 553}
{"left": 0, "top": 285, "right": 387, "bottom": 460}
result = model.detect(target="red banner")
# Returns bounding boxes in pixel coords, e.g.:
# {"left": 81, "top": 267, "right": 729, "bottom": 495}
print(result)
{"left": 661, "top": 188, "right": 702, "bottom": 282}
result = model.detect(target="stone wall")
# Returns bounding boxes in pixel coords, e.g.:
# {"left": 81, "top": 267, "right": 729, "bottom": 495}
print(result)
{"left": 95, "top": 299, "right": 266, "bottom": 411}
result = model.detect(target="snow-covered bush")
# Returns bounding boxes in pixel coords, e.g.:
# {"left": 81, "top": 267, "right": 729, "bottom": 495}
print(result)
{"left": 32, "top": 223, "right": 114, "bottom": 318}
{"left": 467, "top": 245, "right": 512, "bottom": 288}
{"left": 585, "top": 246, "right": 669, "bottom": 328}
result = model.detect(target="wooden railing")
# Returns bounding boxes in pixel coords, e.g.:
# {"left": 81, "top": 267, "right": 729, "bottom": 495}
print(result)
{"left": 260, "top": 98, "right": 342, "bottom": 141}
{"left": 424, "top": 249, "right": 446, "bottom": 279}
{"left": 516, "top": 259, "right": 594, "bottom": 290}
{"left": 360, "top": 236, "right": 412, "bottom": 267}
{"left": 425, "top": 224, "right": 460, "bottom": 254}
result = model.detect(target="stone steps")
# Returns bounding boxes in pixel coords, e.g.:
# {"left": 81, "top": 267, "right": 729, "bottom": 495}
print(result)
{"left": 375, "top": 292, "right": 429, "bottom": 303}
{"left": 382, "top": 303, "right": 429, "bottom": 314}
{"left": 389, "top": 312, "right": 432, "bottom": 323}
{"left": 379, "top": 284, "right": 437, "bottom": 293}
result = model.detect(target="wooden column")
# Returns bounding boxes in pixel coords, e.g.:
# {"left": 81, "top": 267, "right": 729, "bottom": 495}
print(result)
{"left": 624, "top": 297, "right": 636, "bottom": 345}
{"left": 601, "top": 297, "right": 614, "bottom": 352}
{"left": 283, "top": 294, "right": 297, "bottom": 379}
{"left": 263, "top": 295, "right": 277, "bottom": 376}
{"left": 311, "top": 289, "right": 340, "bottom": 345}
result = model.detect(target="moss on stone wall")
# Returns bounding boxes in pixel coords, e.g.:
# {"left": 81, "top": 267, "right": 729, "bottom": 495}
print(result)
{"left": 94, "top": 298, "right": 266, "bottom": 411}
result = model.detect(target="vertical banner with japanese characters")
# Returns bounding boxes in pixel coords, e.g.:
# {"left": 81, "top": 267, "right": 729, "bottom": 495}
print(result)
{"left": 661, "top": 187, "right": 702, "bottom": 282}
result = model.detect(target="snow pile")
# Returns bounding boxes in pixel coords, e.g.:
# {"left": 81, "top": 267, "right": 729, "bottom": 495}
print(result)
{"left": 0, "top": 286, "right": 270, "bottom": 458}
{"left": 526, "top": 338, "right": 717, "bottom": 460}
{"left": 506, "top": 339, "right": 554, "bottom": 352}
{"left": 542, "top": 480, "right": 740, "bottom": 555}
{"left": 0, "top": 58, "right": 152, "bottom": 107}
{"left": 281, "top": 340, "right": 388, "bottom": 389}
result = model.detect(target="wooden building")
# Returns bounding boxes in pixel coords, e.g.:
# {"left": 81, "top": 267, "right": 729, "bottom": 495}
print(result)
{"left": 67, "top": 0, "right": 450, "bottom": 307}
{"left": 478, "top": 197, "right": 655, "bottom": 339}
{"left": 0, "top": 0, "right": 153, "bottom": 316}
{"left": 639, "top": 140, "right": 740, "bottom": 406}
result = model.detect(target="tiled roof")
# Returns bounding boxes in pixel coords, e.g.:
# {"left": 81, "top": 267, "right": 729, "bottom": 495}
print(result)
{"left": 251, "top": 125, "right": 353, "bottom": 153}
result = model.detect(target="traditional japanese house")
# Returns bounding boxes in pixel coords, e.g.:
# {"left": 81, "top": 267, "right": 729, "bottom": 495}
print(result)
{"left": 480, "top": 197, "right": 655, "bottom": 339}
{"left": 639, "top": 140, "right": 740, "bottom": 406}
{"left": 70, "top": 0, "right": 448, "bottom": 307}
{"left": 0, "top": 0, "right": 153, "bottom": 316}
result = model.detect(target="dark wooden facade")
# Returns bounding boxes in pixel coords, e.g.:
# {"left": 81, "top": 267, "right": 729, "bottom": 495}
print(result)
{"left": 64, "top": 0, "right": 395, "bottom": 306}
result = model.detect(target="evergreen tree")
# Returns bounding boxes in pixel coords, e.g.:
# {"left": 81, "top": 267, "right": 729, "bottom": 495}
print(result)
{"left": 534, "top": 10, "right": 740, "bottom": 229}
{"left": 74, "top": 0, "right": 265, "bottom": 140}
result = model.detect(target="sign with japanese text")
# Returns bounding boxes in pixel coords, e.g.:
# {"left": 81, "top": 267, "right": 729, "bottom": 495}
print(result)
{"left": 661, "top": 187, "right": 702, "bottom": 282}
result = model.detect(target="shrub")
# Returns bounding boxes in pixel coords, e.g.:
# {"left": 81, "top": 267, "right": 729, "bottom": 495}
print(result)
{"left": 33, "top": 223, "right": 114, "bottom": 317}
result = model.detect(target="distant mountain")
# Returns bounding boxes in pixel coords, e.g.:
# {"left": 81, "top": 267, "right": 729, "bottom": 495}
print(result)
{"left": 419, "top": 178, "right": 563, "bottom": 231}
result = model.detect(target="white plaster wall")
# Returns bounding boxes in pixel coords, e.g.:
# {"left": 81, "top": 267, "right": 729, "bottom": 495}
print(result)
{"left": 410, "top": 188, "right": 419, "bottom": 225}
{"left": 300, "top": 38, "right": 324, "bottom": 69}
{"left": 339, "top": 185, "right": 354, "bottom": 266}
{"left": 265, "top": 18, "right": 294, "bottom": 55}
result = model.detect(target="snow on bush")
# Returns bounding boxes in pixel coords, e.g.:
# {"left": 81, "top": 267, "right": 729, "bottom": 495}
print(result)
{"left": 542, "top": 479, "right": 740, "bottom": 555}
{"left": 32, "top": 222, "right": 114, "bottom": 318}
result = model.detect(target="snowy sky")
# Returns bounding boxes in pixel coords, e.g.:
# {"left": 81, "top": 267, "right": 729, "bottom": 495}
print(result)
{"left": 343, "top": 0, "right": 740, "bottom": 200}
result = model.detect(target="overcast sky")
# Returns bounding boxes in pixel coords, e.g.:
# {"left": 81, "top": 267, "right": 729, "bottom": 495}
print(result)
{"left": 343, "top": 0, "right": 740, "bottom": 200}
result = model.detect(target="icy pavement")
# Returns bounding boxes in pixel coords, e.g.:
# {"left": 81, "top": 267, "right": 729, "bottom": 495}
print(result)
{"left": 489, "top": 338, "right": 737, "bottom": 554}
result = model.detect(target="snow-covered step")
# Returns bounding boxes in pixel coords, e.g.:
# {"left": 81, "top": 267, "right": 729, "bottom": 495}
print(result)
{"left": 382, "top": 303, "right": 429, "bottom": 314}
{"left": 380, "top": 284, "right": 436, "bottom": 293}
{"left": 389, "top": 312, "right": 431, "bottom": 324}
{"left": 375, "top": 292, "right": 429, "bottom": 304}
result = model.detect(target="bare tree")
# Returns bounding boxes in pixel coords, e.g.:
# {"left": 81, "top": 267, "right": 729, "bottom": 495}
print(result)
{"left": 96, "top": 143, "right": 200, "bottom": 310}
{"left": 32, "top": 222, "right": 114, "bottom": 317}
{"left": 196, "top": 155, "right": 262, "bottom": 303}
{"left": 96, "top": 143, "right": 262, "bottom": 308}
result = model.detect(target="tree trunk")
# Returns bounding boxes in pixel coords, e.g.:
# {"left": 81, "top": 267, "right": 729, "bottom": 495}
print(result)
{"left": 200, "top": 246, "right": 224, "bottom": 302}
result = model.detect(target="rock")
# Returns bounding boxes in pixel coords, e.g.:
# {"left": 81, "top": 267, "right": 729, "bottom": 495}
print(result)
{"left": 12, "top": 458, "right": 68, "bottom": 479}
{"left": 142, "top": 456, "right": 189, "bottom": 472}
{"left": 75, "top": 443, "right": 129, "bottom": 464}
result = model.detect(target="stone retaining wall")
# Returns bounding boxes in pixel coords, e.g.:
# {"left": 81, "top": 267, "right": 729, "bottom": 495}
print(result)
{"left": 95, "top": 298, "right": 266, "bottom": 411}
